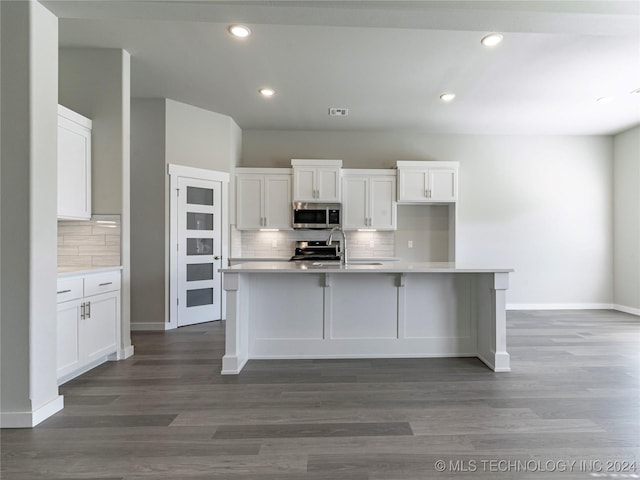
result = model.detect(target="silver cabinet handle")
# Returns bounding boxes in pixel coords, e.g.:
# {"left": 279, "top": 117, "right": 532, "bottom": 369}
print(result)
{"left": 99, "top": 282, "right": 112, "bottom": 287}
{"left": 86, "top": 301, "right": 91, "bottom": 319}
{"left": 80, "top": 302, "right": 86, "bottom": 320}
{"left": 57, "top": 289, "right": 71, "bottom": 294}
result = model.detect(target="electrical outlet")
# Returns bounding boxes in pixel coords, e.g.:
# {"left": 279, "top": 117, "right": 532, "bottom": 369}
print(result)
{"left": 408, "top": 240, "right": 413, "bottom": 248}
{"left": 369, "top": 240, "right": 375, "bottom": 248}
{"left": 272, "top": 240, "right": 278, "bottom": 248}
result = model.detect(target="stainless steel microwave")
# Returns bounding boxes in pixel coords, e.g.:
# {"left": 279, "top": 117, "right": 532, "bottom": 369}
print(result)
{"left": 292, "top": 202, "right": 341, "bottom": 229}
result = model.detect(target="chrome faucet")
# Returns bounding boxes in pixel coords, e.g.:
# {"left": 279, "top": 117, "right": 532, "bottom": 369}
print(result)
{"left": 327, "top": 226, "right": 348, "bottom": 265}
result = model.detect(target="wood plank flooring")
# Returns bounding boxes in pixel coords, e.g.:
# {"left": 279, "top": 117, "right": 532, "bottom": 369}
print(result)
{"left": 2, "top": 310, "right": 639, "bottom": 479}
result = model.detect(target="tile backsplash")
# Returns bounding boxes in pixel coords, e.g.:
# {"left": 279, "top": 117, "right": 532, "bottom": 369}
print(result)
{"left": 232, "top": 227, "right": 394, "bottom": 259}
{"left": 58, "top": 215, "right": 121, "bottom": 271}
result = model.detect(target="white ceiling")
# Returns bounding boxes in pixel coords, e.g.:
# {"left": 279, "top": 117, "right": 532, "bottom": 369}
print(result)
{"left": 45, "top": 0, "right": 640, "bottom": 135}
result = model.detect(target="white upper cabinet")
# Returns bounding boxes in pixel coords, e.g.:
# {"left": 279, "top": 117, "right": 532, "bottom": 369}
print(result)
{"left": 58, "top": 105, "right": 92, "bottom": 220}
{"left": 342, "top": 170, "right": 397, "bottom": 230}
{"left": 397, "top": 161, "right": 459, "bottom": 203}
{"left": 236, "top": 168, "right": 292, "bottom": 230}
{"left": 291, "top": 159, "right": 342, "bottom": 202}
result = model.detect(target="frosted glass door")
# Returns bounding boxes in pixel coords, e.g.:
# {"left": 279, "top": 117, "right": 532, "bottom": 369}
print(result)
{"left": 177, "top": 178, "right": 222, "bottom": 326}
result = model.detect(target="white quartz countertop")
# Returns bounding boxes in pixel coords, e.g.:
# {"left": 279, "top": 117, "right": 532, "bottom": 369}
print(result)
{"left": 58, "top": 266, "right": 122, "bottom": 277}
{"left": 220, "top": 261, "right": 513, "bottom": 274}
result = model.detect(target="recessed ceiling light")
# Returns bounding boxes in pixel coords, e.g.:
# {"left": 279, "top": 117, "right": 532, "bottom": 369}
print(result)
{"left": 228, "top": 24, "right": 251, "bottom": 38}
{"left": 440, "top": 92, "right": 456, "bottom": 103}
{"left": 481, "top": 33, "right": 503, "bottom": 47}
{"left": 259, "top": 87, "right": 275, "bottom": 97}
{"left": 596, "top": 96, "right": 614, "bottom": 105}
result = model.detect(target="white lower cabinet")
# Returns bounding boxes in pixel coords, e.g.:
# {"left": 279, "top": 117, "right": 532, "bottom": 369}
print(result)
{"left": 56, "top": 270, "right": 121, "bottom": 383}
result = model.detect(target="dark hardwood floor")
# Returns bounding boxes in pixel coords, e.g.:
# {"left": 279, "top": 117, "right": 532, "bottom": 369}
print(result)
{"left": 2, "top": 310, "right": 639, "bottom": 479}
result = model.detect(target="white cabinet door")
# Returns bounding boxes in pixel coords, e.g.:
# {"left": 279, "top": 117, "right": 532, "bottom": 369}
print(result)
{"left": 236, "top": 175, "right": 264, "bottom": 229}
{"left": 58, "top": 106, "right": 91, "bottom": 220}
{"left": 316, "top": 167, "right": 341, "bottom": 202}
{"left": 397, "top": 164, "right": 458, "bottom": 203}
{"left": 292, "top": 167, "right": 317, "bottom": 201}
{"left": 264, "top": 175, "right": 291, "bottom": 229}
{"left": 429, "top": 169, "right": 457, "bottom": 202}
{"left": 56, "top": 299, "right": 82, "bottom": 379}
{"left": 397, "top": 169, "right": 428, "bottom": 202}
{"left": 80, "top": 291, "right": 119, "bottom": 364}
{"left": 370, "top": 176, "right": 396, "bottom": 229}
{"left": 343, "top": 172, "right": 396, "bottom": 230}
{"left": 237, "top": 172, "right": 292, "bottom": 230}
{"left": 343, "top": 176, "right": 368, "bottom": 229}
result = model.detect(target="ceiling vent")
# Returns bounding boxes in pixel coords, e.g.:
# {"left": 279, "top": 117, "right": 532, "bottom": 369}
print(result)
{"left": 329, "top": 107, "right": 349, "bottom": 117}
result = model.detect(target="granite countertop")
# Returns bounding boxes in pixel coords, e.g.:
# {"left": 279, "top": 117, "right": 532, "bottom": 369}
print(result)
{"left": 58, "top": 266, "right": 123, "bottom": 277}
{"left": 220, "top": 261, "right": 513, "bottom": 274}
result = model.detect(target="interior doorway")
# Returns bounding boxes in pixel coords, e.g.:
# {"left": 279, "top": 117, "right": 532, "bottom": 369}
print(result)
{"left": 169, "top": 165, "right": 229, "bottom": 328}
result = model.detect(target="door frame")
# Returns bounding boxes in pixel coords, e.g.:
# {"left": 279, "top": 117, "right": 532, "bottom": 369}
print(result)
{"left": 168, "top": 164, "right": 229, "bottom": 330}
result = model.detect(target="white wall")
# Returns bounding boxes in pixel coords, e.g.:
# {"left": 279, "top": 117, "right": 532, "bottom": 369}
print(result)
{"left": 1, "top": 0, "right": 61, "bottom": 427}
{"left": 242, "top": 130, "right": 614, "bottom": 307}
{"left": 130, "top": 99, "right": 241, "bottom": 329}
{"left": 131, "top": 99, "right": 167, "bottom": 326}
{"left": 165, "top": 99, "right": 240, "bottom": 174}
{"left": 59, "top": 47, "right": 133, "bottom": 356}
{"left": 613, "top": 126, "right": 640, "bottom": 314}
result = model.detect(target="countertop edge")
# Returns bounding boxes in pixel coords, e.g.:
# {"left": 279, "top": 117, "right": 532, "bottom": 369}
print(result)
{"left": 220, "top": 261, "right": 513, "bottom": 274}
{"left": 58, "top": 266, "right": 123, "bottom": 277}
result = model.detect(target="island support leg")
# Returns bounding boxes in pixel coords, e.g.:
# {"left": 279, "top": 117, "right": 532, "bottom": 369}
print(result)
{"left": 491, "top": 272, "right": 511, "bottom": 371}
{"left": 221, "top": 273, "right": 249, "bottom": 374}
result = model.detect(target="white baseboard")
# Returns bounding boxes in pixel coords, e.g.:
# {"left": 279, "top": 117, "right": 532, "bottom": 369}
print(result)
{"left": 613, "top": 304, "right": 640, "bottom": 316}
{"left": 119, "top": 345, "right": 135, "bottom": 359}
{"left": 507, "top": 303, "right": 613, "bottom": 311}
{"left": 1, "top": 395, "right": 64, "bottom": 428}
{"left": 131, "top": 322, "right": 174, "bottom": 331}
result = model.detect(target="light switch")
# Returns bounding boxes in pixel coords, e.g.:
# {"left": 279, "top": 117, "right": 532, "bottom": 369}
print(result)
{"left": 408, "top": 240, "right": 413, "bottom": 248}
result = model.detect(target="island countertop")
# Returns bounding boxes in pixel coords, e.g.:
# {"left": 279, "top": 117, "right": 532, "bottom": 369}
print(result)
{"left": 220, "top": 261, "right": 513, "bottom": 274}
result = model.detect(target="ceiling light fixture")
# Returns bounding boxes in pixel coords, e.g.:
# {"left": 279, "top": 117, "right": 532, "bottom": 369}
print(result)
{"left": 440, "top": 92, "right": 456, "bottom": 103}
{"left": 259, "top": 87, "right": 275, "bottom": 97}
{"left": 596, "top": 96, "right": 614, "bottom": 105}
{"left": 481, "top": 33, "right": 503, "bottom": 47}
{"left": 631, "top": 88, "right": 640, "bottom": 95}
{"left": 228, "top": 24, "right": 251, "bottom": 38}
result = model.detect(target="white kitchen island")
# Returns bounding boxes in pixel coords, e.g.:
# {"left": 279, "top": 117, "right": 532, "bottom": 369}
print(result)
{"left": 219, "top": 262, "right": 513, "bottom": 374}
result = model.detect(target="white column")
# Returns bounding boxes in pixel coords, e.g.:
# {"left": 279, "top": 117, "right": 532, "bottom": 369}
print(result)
{"left": 221, "top": 273, "right": 249, "bottom": 374}
{"left": 0, "top": 0, "right": 63, "bottom": 427}
{"left": 492, "top": 272, "right": 511, "bottom": 372}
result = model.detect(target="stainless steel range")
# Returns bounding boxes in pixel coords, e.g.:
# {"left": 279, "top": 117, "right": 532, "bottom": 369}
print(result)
{"left": 289, "top": 241, "right": 340, "bottom": 262}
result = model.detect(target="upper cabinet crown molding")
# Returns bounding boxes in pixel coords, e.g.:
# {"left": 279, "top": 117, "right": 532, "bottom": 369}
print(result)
{"left": 396, "top": 160, "right": 459, "bottom": 204}
{"left": 291, "top": 159, "right": 342, "bottom": 203}
{"left": 58, "top": 105, "right": 92, "bottom": 220}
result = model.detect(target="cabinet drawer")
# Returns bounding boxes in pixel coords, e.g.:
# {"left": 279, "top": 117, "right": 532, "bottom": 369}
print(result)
{"left": 84, "top": 271, "right": 121, "bottom": 297}
{"left": 57, "top": 277, "right": 84, "bottom": 303}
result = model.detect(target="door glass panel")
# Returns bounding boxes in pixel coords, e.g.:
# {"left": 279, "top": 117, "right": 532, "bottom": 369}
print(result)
{"left": 187, "top": 186, "right": 213, "bottom": 206}
{"left": 187, "top": 263, "right": 214, "bottom": 281}
{"left": 186, "top": 288, "right": 213, "bottom": 307}
{"left": 187, "top": 238, "right": 213, "bottom": 255}
{"left": 187, "top": 212, "right": 214, "bottom": 230}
